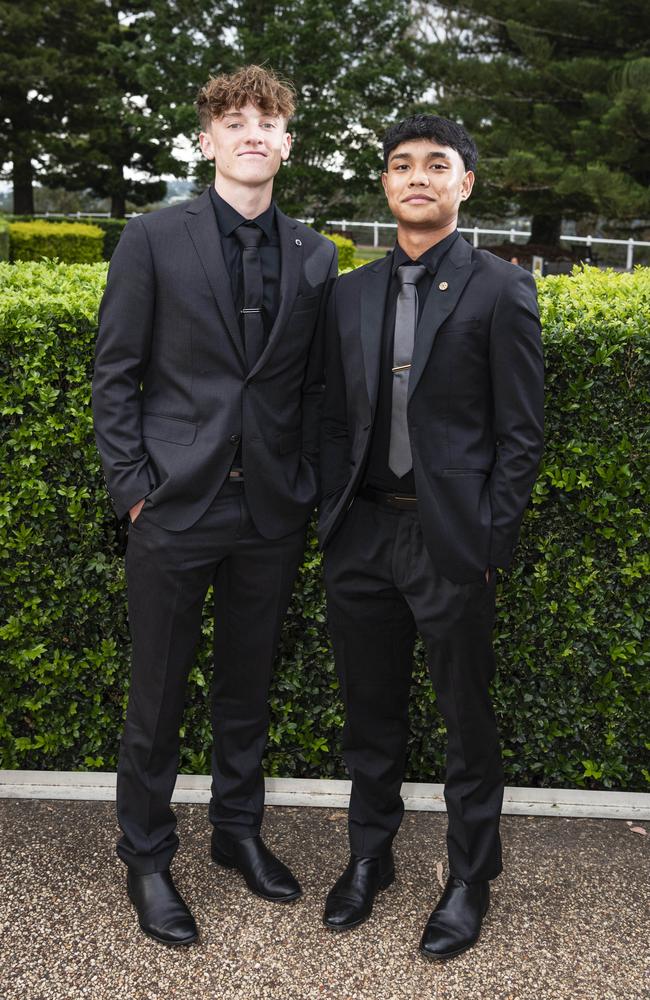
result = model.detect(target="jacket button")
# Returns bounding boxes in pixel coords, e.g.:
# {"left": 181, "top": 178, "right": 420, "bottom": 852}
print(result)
{"left": 229, "top": 433, "right": 241, "bottom": 445}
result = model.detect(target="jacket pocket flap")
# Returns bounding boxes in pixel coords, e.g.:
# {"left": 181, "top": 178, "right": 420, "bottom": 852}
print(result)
{"left": 142, "top": 413, "right": 197, "bottom": 446}
{"left": 441, "top": 319, "right": 481, "bottom": 334}
{"left": 441, "top": 468, "right": 488, "bottom": 477}
{"left": 292, "top": 293, "right": 320, "bottom": 313}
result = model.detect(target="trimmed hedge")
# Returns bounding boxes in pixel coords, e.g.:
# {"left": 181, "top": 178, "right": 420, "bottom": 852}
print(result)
{"left": 89, "top": 218, "right": 127, "bottom": 261}
{"left": 9, "top": 221, "right": 104, "bottom": 264}
{"left": 0, "top": 218, "right": 9, "bottom": 262}
{"left": 8, "top": 217, "right": 127, "bottom": 262}
{"left": 0, "top": 262, "right": 648, "bottom": 788}
{"left": 324, "top": 232, "right": 356, "bottom": 271}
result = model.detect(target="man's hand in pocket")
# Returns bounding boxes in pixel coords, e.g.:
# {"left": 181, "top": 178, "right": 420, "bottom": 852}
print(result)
{"left": 129, "top": 498, "right": 145, "bottom": 523}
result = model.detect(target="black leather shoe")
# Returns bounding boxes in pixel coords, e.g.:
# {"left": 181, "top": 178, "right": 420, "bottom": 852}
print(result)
{"left": 323, "top": 852, "right": 395, "bottom": 931}
{"left": 419, "top": 876, "right": 489, "bottom": 960}
{"left": 127, "top": 870, "right": 198, "bottom": 946}
{"left": 211, "top": 831, "right": 302, "bottom": 902}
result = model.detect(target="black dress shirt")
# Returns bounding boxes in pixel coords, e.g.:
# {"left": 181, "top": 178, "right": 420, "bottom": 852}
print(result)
{"left": 364, "top": 229, "right": 461, "bottom": 494}
{"left": 209, "top": 185, "right": 281, "bottom": 338}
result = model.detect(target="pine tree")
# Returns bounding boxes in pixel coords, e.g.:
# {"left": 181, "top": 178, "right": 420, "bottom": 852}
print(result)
{"left": 418, "top": 0, "right": 650, "bottom": 243}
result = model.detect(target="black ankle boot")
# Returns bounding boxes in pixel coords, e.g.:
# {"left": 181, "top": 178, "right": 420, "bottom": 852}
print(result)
{"left": 323, "top": 852, "right": 395, "bottom": 931}
{"left": 211, "top": 830, "right": 302, "bottom": 902}
{"left": 419, "top": 876, "right": 489, "bottom": 960}
{"left": 127, "top": 870, "right": 198, "bottom": 946}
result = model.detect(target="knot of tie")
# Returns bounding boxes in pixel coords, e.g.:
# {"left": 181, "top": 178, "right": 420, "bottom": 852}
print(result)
{"left": 397, "top": 263, "right": 427, "bottom": 289}
{"left": 234, "top": 223, "right": 263, "bottom": 250}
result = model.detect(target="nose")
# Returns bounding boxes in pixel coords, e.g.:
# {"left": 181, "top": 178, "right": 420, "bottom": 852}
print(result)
{"left": 409, "top": 170, "right": 429, "bottom": 187}
{"left": 243, "top": 129, "right": 264, "bottom": 145}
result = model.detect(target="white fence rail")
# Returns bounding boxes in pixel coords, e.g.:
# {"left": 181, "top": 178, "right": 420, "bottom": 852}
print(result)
{"left": 324, "top": 221, "right": 650, "bottom": 270}
{"left": 31, "top": 213, "right": 650, "bottom": 270}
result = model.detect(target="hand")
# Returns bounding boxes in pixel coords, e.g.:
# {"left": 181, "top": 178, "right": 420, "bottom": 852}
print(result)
{"left": 129, "top": 498, "right": 145, "bottom": 523}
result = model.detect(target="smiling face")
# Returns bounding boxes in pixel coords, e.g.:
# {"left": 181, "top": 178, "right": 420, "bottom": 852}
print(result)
{"left": 381, "top": 139, "right": 474, "bottom": 234}
{"left": 199, "top": 101, "right": 291, "bottom": 194}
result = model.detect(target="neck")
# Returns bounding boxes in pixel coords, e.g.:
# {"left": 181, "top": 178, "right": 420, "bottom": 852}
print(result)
{"left": 396, "top": 218, "right": 457, "bottom": 260}
{"left": 213, "top": 177, "right": 273, "bottom": 219}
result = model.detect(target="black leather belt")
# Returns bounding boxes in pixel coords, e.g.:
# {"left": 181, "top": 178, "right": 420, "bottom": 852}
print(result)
{"left": 358, "top": 485, "right": 417, "bottom": 510}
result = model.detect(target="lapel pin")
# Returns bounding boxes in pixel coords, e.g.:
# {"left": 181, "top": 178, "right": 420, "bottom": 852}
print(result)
{"left": 295, "top": 238, "right": 302, "bottom": 246}
{"left": 438, "top": 281, "right": 448, "bottom": 291}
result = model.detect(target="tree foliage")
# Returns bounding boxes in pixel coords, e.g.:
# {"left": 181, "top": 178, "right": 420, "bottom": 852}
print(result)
{"left": 44, "top": 0, "right": 224, "bottom": 217}
{"left": 219, "top": 0, "right": 419, "bottom": 221}
{"left": 417, "top": 0, "right": 650, "bottom": 242}
{"left": 0, "top": 0, "right": 103, "bottom": 213}
{"left": 2, "top": 2, "right": 649, "bottom": 230}
{"left": 2, "top": 0, "right": 418, "bottom": 218}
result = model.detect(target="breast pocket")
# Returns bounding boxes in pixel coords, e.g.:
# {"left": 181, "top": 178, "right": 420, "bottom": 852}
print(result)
{"left": 440, "top": 318, "right": 481, "bottom": 334}
{"left": 292, "top": 293, "right": 320, "bottom": 316}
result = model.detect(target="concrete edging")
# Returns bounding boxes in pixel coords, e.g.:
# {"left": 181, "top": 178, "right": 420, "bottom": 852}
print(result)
{"left": 1, "top": 771, "right": 648, "bottom": 820}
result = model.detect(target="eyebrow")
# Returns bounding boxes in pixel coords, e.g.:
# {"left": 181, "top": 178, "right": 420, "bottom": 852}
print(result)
{"left": 222, "top": 111, "right": 279, "bottom": 120}
{"left": 389, "top": 150, "right": 451, "bottom": 163}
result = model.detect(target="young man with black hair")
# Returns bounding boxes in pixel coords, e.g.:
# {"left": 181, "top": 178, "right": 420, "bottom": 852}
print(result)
{"left": 93, "top": 65, "right": 337, "bottom": 945}
{"left": 319, "top": 114, "right": 544, "bottom": 959}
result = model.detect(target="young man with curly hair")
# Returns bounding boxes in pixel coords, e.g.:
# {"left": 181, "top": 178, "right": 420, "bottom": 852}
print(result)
{"left": 93, "top": 65, "right": 337, "bottom": 945}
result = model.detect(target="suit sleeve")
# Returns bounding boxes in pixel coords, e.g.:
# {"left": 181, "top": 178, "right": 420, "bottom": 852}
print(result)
{"left": 300, "top": 243, "right": 338, "bottom": 485}
{"left": 488, "top": 269, "right": 544, "bottom": 568}
{"left": 92, "top": 217, "right": 157, "bottom": 521}
{"left": 319, "top": 279, "right": 351, "bottom": 513}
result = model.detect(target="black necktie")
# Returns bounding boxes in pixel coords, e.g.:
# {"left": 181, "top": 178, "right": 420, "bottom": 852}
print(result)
{"left": 389, "top": 264, "right": 427, "bottom": 478}
{"left": 234, "top": 223, "right": 264, "bottom": 369}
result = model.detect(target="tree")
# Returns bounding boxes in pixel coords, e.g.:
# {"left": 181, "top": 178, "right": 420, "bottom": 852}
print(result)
{"left": 45, "top": 1, "right": 227, "bottom": 217}
{"left": 0, "top": 0, "right": 99, "bottom": 214}
{"left": 418, "top": 0, "right": 650, "bottom": 243}
{"left": 3, "top": 0, "right": 420, "bottom": 220}
{"left": 198, "top": 0, "right": 421, "bottom": 222}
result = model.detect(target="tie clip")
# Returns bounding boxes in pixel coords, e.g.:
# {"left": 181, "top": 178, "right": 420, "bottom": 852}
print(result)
{"left": 241, "top": 307, "right": 262, "bottom": 314}
{"left": 392, "top": 363, "right": 411, "bottom": 373}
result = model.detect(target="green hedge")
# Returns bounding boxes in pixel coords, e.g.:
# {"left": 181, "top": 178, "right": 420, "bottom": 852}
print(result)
{"left": 324, "top": 232, "right": 356, "bottom": 271}
{"left": 8, "top": 217, "right": 127, "bottom": 261}
{"left": 0, "top": 217, "right": 9, "bottom": 262}
{"left": 9, "top": 221, "right": 104, "bottom": 264}
{"left": 0, "top": 262, "right": 648, "bottom": 788}
{"left": 89, "top": 218, "right": 127, "bottom": 261}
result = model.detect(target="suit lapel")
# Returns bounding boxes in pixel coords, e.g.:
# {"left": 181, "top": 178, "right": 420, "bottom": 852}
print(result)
{"left": 360, "top": 256, "right": 392, "bottom": 411}
{"left": 248, "top": 208, "right": 302, "bottom": 378}
{"left": 184, "top": 190, "right": 246, "bottom": 367}
{"left": 408, "top": 236, "right": 474, "bottom": 402}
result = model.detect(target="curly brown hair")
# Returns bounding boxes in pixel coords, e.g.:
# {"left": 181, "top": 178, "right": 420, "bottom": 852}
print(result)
{"left": 196, "top": 65, "right": 296, "bottom": 130}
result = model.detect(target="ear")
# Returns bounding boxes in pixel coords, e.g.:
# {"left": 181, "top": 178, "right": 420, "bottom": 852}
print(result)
{"left": 281, "top": 131, "right": 292, "bottom": 163}
{"left": 198, "top": 130, "right": 215, "bottom": 161}
{"left": 460, "top": 169, "right": 475, "bottom": 201}
{"left": 381, "top": 171, "right": 389, "bottom": 197}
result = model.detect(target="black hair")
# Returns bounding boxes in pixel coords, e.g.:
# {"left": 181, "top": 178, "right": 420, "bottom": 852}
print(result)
{"left": 382, "top": 114, "right": 478, "bottom": 172}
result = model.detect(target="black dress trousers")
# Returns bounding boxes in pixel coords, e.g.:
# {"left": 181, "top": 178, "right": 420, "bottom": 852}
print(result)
{"left": 323, "top": 497, "right": 504, "bottom": 883}
{"left": 117, "top": 482, "right": 306, "bottom": 874}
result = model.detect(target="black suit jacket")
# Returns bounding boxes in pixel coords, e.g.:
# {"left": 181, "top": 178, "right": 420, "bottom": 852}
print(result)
{"left": 93, "top": 189, "right": 337, "bottom": 538}
{"left": 319, "top": 236, "right": 544, "bottom": 583}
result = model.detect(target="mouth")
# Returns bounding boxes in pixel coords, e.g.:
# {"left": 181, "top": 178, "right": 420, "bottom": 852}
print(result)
{"left": 403, "top": 195, "right": 435, "bottom": 203}
{"left": 238, "top": 151, "right": 267, "bottom": 158}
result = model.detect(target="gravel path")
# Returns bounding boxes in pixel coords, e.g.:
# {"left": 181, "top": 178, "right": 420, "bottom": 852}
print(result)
{"left": 1, "top": 799, "right": 648, "bottom": 999}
